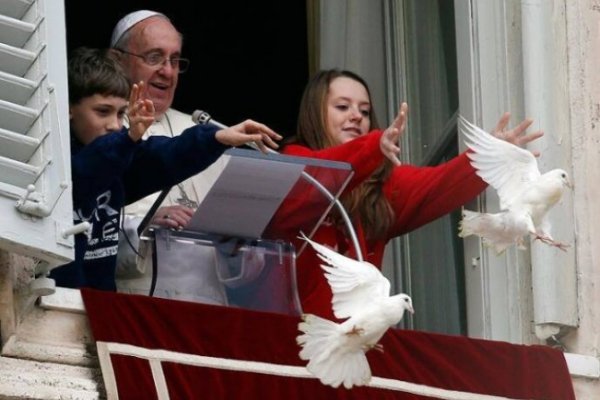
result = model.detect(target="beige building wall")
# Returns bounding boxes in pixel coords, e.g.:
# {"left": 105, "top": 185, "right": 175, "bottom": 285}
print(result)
{"left": 0, "top": 250, "right": 102, "bottom": 399}
{"left": 563, "top": 0, "right": 600, "bottom": 398}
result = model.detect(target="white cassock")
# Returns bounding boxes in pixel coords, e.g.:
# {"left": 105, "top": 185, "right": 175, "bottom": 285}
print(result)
{"left": 115, "top": 108, "right": 231, "bottom": 304}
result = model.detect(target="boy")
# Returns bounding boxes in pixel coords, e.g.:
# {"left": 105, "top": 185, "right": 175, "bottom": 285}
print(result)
{"left": 50, "top": 47, "right": 280, "bottom": 290}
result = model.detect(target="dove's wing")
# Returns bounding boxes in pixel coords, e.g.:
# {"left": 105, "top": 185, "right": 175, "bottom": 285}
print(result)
{"left": 458, "top": 115, "right": 541, "bottom": 210}
{"left": 300, "top": 234, "right": 390, "bottom": 320}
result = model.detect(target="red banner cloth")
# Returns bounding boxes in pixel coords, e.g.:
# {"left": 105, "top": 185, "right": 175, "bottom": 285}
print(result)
{"left": 81, "top": 288, "right": 575, "bottom": 400}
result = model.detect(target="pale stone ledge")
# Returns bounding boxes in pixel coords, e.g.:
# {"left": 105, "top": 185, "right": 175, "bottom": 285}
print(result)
{"left": 0, "top": 356, "right": 103, "bottom": 400}
{"left": 2, "top": 335, "right": 97, "bottom": 367}
{"left": 2, "top": 287, "right": 96, "bottom": 367}
{"left": 565, "top": 353, "right": 600, "bottom": 379}
{"left": 39, "top": 287, "right": 86, "bottom": 313}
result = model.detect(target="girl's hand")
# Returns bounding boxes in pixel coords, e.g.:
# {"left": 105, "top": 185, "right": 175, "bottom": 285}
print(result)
{"left": 380, "top": 102, "right": 408, "bottom": 166}
{"left": 492, "top": 112, "right": 544, "bottom": 157}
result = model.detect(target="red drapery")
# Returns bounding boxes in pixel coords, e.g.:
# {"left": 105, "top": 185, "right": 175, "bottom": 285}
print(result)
{"left": 81, "top": 288, "right": 575, "bottom": 400}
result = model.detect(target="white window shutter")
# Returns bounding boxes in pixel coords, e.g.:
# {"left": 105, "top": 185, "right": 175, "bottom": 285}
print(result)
{"left": 0, "top": 0, "right": 74, "bottom": 269}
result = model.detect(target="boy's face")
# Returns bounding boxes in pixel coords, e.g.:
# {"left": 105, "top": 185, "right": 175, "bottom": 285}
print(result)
{"left": 70, "top": 94, "right": 128, "bottom": 145}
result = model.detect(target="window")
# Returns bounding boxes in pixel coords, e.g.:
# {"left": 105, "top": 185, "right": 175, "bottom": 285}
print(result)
{"left": 393, "top": 0, "right": 466, "bottom": 335}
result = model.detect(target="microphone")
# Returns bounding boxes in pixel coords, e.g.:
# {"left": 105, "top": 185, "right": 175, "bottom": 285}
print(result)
{"left": 192, "top": 110, "right": 276, "bottom": 154}
{"left": 192, "top": 110, "right": 227, "bottom": 129}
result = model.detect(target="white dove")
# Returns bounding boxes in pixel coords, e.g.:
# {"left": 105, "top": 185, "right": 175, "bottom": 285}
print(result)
{"left": 457, "top": 115, "right": 572, "bottom": 254}
{"left": 296, "top": 233, "right": 414, "bottom": 389}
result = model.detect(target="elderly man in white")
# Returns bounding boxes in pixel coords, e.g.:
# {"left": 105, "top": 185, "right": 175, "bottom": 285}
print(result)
{"left": 111, "top": 10, "right": 264, "bottom": 304}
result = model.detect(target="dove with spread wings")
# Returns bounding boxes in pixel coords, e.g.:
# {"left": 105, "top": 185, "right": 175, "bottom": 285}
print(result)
{"left": 296, "top": 233, "right": 414, "bottom": 389}
{"left": 457, "top": 115, "right": 571, "bottom": 254}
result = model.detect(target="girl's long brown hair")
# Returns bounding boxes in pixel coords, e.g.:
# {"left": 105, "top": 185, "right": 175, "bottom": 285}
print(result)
{"left": 293, "top": 69, "right": 395, "bottom": 241}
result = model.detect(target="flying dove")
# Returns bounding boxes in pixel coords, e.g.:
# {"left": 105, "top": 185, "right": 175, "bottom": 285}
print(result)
{"left": 458, "top": 115, "right": 571, "bottom": 254}
{"left": 296, "top": 233, "right": 414, "bottom": 389}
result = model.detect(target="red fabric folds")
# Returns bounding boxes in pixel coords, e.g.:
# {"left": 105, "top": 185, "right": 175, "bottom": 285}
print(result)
{"left": 81, "top": 288, "right": 575, "bottom": 400}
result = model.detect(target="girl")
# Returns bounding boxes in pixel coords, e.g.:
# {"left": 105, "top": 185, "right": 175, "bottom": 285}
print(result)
{"left": 282, "top": 69, "right": 542, "bottom": 319}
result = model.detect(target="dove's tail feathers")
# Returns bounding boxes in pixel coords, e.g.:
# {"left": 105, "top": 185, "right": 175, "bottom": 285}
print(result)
{"left": 459, "top": 210, "right": 516, "bottom": 254}
{"left": 459, "top": 210, "right": 507, "bottom": 238}
{"left": 297, "top": 314, "right": 371, "bottom": 388}
{"left": 308, "top": 348, "right": 371, "bottom": 389}
{"left": 458, "top": 209, "right": 485, "bottom": 238}
{"left": 297, "top": 314, "right": 342, "bottom": 362}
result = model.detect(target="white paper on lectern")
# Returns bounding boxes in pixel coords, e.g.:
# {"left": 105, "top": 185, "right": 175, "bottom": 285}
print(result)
{"left": 186, "top": 154, "right": 305, "bottom": 238}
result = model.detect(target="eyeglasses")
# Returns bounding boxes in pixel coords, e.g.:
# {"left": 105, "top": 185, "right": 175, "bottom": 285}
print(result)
{"left": 116, "top": 49, "right": 190, "bottom": 73}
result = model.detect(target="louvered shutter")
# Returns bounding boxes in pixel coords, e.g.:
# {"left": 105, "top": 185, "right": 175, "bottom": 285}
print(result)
{"left": 0, "top": 0, "right": 74, "bottom": 268}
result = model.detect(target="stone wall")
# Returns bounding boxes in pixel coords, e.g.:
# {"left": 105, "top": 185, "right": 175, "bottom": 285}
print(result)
{"left": 0, "top": 250, "right": 103, "bottom": 399}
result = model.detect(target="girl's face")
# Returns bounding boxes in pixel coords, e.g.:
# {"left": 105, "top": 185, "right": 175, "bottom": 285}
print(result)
{"left": 69, "top": 94, "right": 128, "bottom": 145}
{"left": 325, "top": 76, "right": 371, "bottom": 145}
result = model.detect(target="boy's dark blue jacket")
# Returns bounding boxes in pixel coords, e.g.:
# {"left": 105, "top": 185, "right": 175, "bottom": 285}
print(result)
{"left": 50, "top": 124, "right": 226, "bottom": 290}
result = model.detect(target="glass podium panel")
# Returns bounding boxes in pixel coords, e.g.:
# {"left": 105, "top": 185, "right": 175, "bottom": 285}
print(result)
{"left": 137, "top": 148, "right": 354, "bottom": 316}
{"left": 152, "top": 229, "right": 300, "bottom": 315}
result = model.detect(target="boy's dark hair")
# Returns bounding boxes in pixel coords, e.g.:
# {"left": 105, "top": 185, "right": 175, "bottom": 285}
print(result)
{"left": 68, "top": 47, "right": 130, "bottom": 104}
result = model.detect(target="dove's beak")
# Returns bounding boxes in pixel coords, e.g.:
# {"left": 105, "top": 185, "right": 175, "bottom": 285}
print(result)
{"left": 408, "top": 306, "right": 415, "bottom": 315}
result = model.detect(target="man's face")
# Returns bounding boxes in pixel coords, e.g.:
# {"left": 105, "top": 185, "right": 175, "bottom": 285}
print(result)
{"left": 120, "top": 17, "right": 183, "bottom": 117}
{"left": 70, "top": 94, "right": 127, "bottom": 145}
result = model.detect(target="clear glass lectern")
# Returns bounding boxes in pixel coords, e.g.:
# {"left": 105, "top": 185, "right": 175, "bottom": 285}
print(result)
{"left": 137, "top": 148, "right": 354, "bottom": 316}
